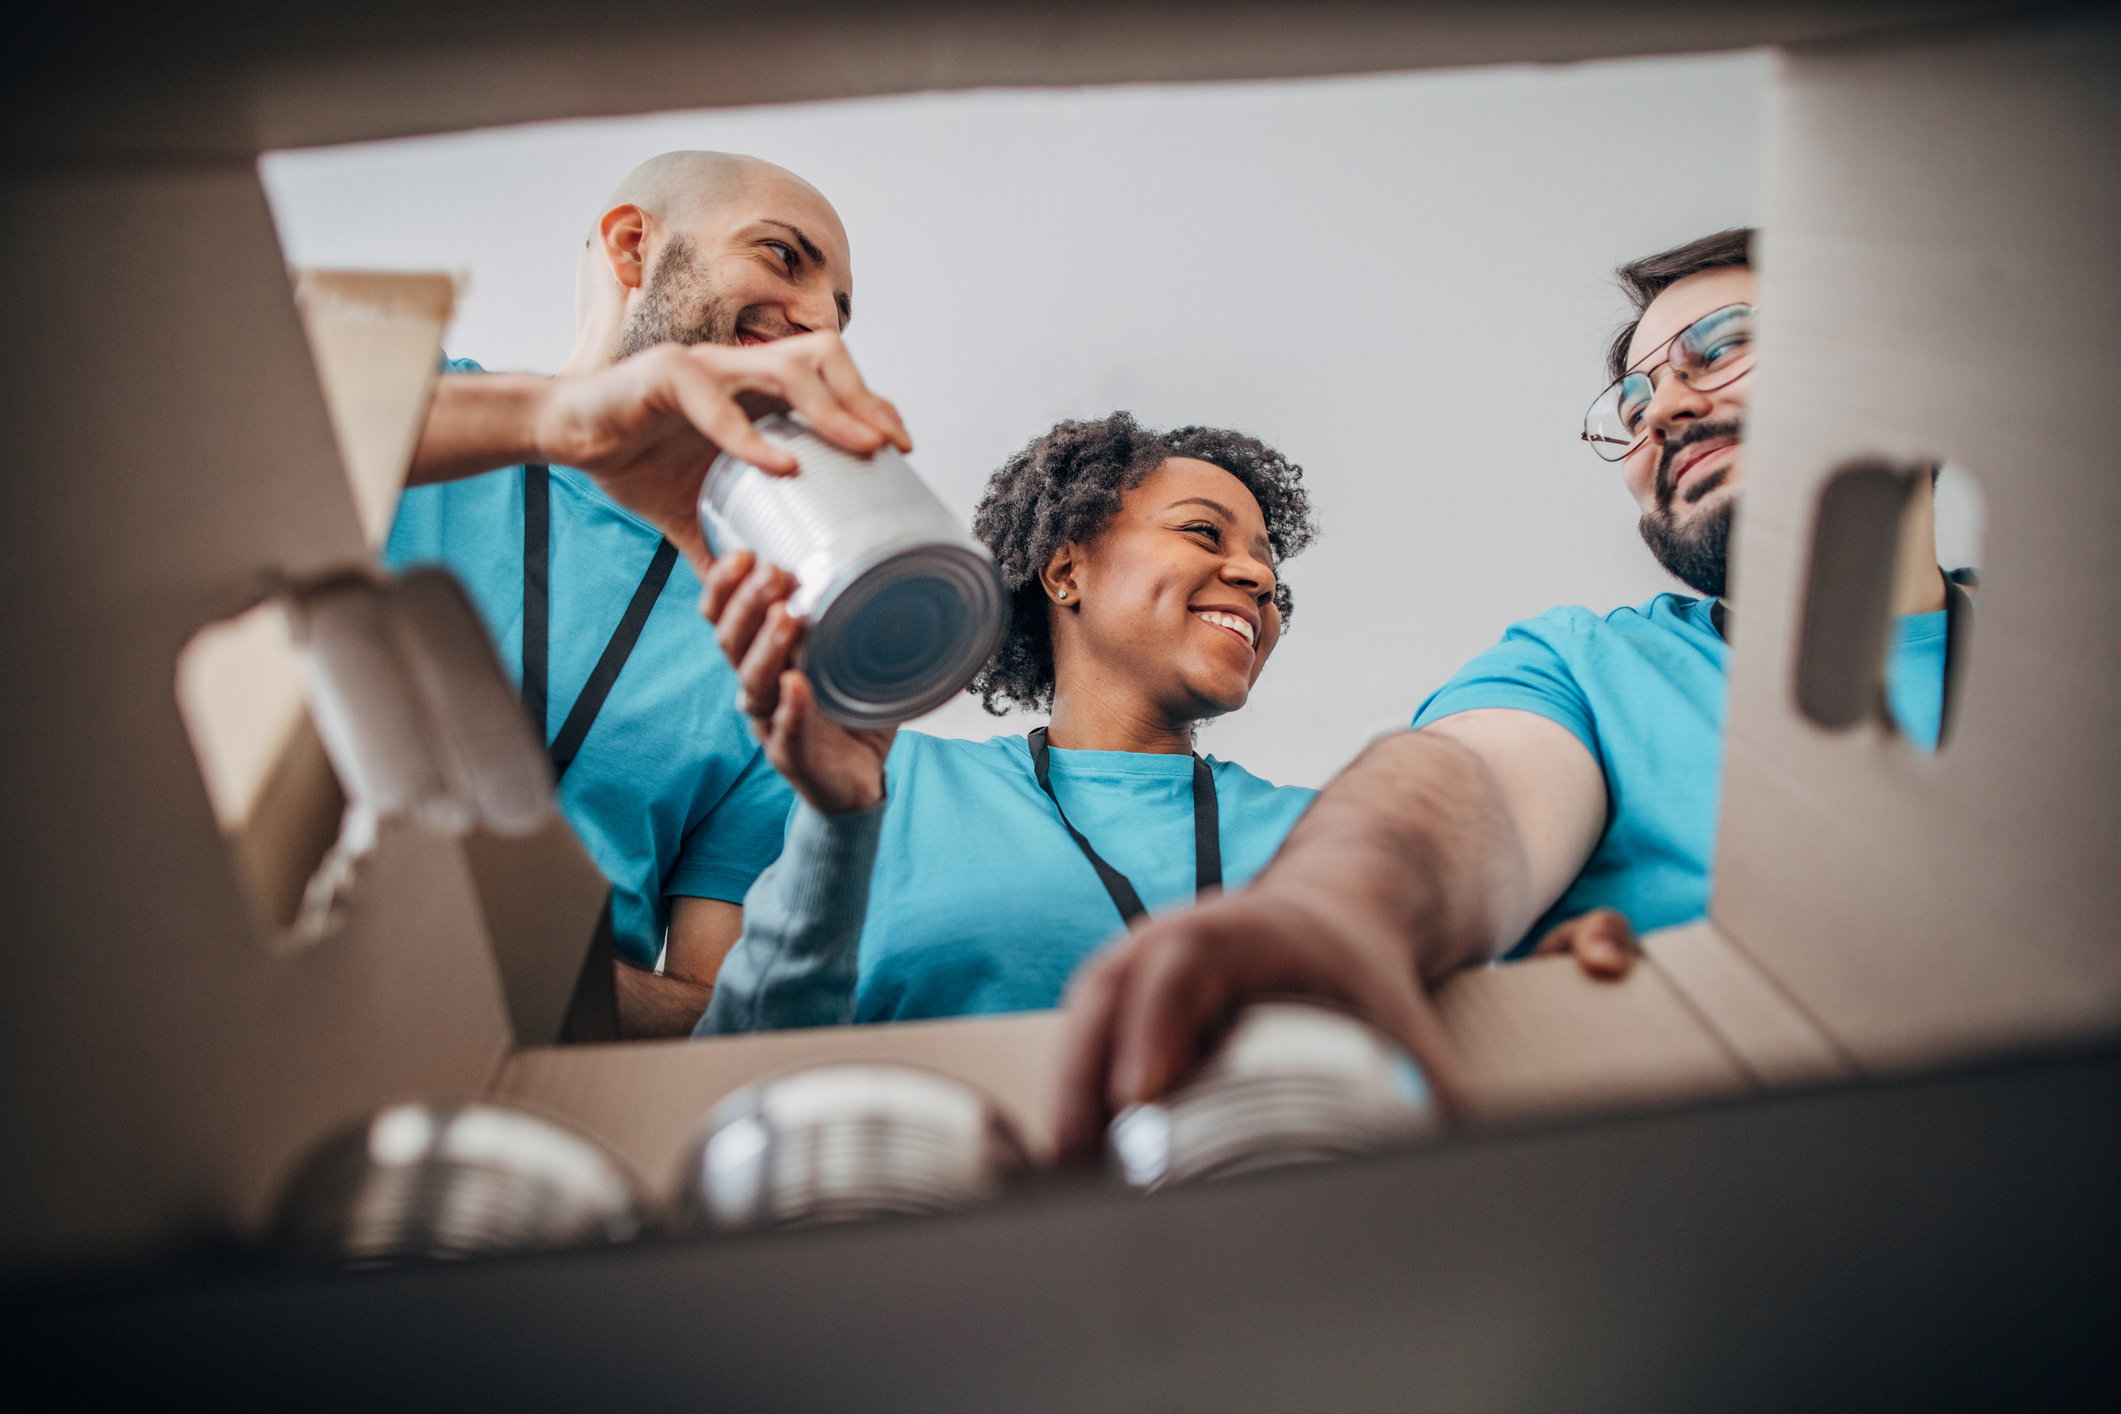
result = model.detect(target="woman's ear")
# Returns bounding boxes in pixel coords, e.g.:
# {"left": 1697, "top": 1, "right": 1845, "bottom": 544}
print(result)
{"left": 596, "top": 203, "right": 652, "bottom": 291}
{"left": 1038, "top": 545, "right": 1080, "bottom": 606}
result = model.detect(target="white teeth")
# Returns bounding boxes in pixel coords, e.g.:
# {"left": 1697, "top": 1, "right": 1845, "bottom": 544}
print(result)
{"left": 1195, "top": 610, "right": 1255, "bottom": 646}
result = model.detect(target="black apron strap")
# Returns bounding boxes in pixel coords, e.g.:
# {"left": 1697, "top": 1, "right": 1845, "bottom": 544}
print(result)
{"left": 522, "top": 462, "right": 682, "bottom": 782}
{"left": 1028, "top": 726, "right": 1221, "bottom": 926}
{"left": 548, "top": 539, "right": 679, "bottom": 779}
{"left": 522, "top": 464, "right": 551, "bottom": 734}
{"left": 1940, "top": 572, "right": 1972, "bottom": 745}
{"left": 1191, "top": 753, "right": 1222, "bottom": 894}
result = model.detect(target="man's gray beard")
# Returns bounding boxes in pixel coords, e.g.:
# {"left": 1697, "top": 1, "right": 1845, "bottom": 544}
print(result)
{"left": 1639, "top": 495, "right": 1733, "bottom": 599}
{"left": 615, "top": 234, "right": 737, "bottom": 358}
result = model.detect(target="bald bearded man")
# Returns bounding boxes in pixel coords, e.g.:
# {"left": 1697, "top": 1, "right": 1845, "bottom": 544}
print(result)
{"left": 388, "top": 151, "right": 910, "bottom": 1038}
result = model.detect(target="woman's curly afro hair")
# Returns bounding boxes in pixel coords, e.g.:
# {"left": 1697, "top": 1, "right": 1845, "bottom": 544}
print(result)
{"left": 968, "top": 412, "right": 1318, "bottom": 716}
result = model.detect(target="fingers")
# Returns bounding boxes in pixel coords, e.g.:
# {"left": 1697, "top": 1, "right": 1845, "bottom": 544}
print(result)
{"left": 656, "top": 350, "right": 798, "bottom": 475}
{"left": 1531, "top": 906, "right": 1637, "bottom": 979}
{"left": 1052, "top": 943, "right": 1135, "bottom": 1164}
{"left": 712, "top": 558, "right": 798, "bottom": 672}
{"left": 735, "top": 602, "right": 805, "bottom": 721}
{"left": 1056, "top": 892, "right": 1477, "bottom": 1154}
{"left": 700, "top": 333, "right": 913, "bottom": 465}
{"left": 811, "top": 339, "right": 913, "bottom": 453}
{"left": 761, "top": 668, "right": 815, "bottom": 779}
{"left": 1104, "top": 917, "right": 1235, "bottom": 1116}
{"left": 762, "top": 669, "right": 894, "bottom": 816}
{"left": 698, "top": 550, "right": 755, "bottom": 625}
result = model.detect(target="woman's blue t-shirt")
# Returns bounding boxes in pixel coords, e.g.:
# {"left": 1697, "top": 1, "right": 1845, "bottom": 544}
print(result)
{"left": 853, "top": 732, "right": 1317, "bottom": 1021}
{"left": 1411, "top": 593, "right": 1948, "bottom": 955}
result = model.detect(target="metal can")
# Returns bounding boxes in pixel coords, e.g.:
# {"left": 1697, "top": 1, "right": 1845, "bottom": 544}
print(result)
{"left": 671, "top": 1062, "right": 1032, "bottom": 1233}
{"left": 698, "top": 414, "right": 1009, "bottom": 727}
{"left": 1107, "top": 1002, "right": 1436, "bottom": 1192}
{"left": 270, "top": 1100, "right": 647, "bottom": 1265}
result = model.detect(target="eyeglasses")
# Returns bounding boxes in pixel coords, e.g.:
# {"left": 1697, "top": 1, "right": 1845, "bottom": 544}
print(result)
{"left": 1582, "top": 303, "right": 1757, "bottom": 462}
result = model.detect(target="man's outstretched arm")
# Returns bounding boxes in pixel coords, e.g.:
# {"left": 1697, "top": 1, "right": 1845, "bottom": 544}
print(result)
{"left": 405, "top": 333, "right": 909, "bottom": 570}
{"left": 1053, "top": 708, "right": 1606, "bottom": 1159}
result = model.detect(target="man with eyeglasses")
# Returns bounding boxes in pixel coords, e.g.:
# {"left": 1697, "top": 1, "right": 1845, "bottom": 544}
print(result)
{"left": 1052, "top": 227, "right": 1960, "bottom": 1147}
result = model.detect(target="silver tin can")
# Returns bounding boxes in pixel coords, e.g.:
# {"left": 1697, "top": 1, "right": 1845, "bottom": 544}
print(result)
{"left": 1107, "top": 1002, "right": 1435, "bottom": 1192}
{"left": 698, "top": 414, "right": 1009, "bottom": 727}
{"left": 270, "top": 1100, "right": 646, "bottom": 1265}
{"left": 672, "top": 1062, "right": 1031, "bottom": 1233}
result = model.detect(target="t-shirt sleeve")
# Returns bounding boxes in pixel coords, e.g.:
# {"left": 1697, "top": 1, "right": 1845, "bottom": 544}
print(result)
{"left": 664, "top": 749, "right": 798, "bottom": 904}
{"left": 1410, "top": 619, "right": 1604, "bottom": 769}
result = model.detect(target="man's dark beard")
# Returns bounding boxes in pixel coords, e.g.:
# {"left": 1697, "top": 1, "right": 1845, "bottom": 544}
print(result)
{"left": 1640, "top": 497, "right": 1733, "bottom": 598}
{"left": 615, "top": 234, "right": 737, "bottom": 357}
{"left": 1638, "top": 417, "right": 1742, "bottom": 598}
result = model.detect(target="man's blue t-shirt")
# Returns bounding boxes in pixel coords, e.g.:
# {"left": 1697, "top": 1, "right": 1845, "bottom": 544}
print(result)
{"left": 1412, "top": 593, "right": 1947, "bottom": 955}
{"left": 853, "top": 732, "right": 1317, "bottom": 1021}
{"left": 383, "top": 361, "right": 793, "bottom": 967}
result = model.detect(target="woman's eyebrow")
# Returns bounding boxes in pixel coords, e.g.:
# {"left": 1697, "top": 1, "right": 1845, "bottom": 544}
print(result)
{"left": 1167, "top": 497, "right": 1274, "bottom": 559}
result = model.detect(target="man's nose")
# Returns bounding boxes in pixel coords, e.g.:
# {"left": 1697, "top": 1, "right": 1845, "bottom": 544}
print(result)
{"left": 1643, "top": 371, "right": 1716, "bottom": 444}
{"left": 787, "top": 284, "right": 841, "bottom": 336}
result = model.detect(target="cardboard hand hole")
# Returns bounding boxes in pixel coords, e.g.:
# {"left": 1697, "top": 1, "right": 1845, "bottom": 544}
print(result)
{"left": 174, "top": 601, "right": 349, "bottom": 950}
{"left": 1796, "top": 459, "right": 1981, "bottom": 751}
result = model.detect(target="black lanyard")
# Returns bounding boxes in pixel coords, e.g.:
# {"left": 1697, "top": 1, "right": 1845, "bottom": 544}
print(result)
{"left": 1708, "top": 569, "right": 1971, "bottom": 742}
{"left": 1026, "top": 726, "right": 1221, "bottom": 925}
{"left": 521, "top": 464, "right": 679, "bottom": 780}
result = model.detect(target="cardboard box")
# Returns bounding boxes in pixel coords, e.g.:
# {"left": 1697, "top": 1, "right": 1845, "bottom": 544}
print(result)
{"left": 0, "top": 1, "right": 2114, "bottom": 1293}
{"left": 1439, "top": 7, "right": 2121, "bottom": 1117}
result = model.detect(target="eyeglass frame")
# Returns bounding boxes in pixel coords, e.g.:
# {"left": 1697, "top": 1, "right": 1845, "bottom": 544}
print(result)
{"left": 1580, "top": 302, "right": 1758, "bottom": 463}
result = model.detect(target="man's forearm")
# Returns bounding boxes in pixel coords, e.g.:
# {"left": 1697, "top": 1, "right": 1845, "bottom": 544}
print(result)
{"left": 1254, "top": 730, "right": 1536, "bottom": 987}
{"left": 407, "top": 373, "right": 551, "bottom": 487}
{"left": 614, "top": 961, "right": 715, "bottom": 1040}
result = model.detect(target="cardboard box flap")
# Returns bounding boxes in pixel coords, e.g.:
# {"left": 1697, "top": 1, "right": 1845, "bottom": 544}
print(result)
{"left": 1642, "top": 923, "right": 1853, "bottom": 1089}
{"left": 463, "top": 819, "right": 614, "bottom": 1049}
{"left": 1433, "top": 948, "right": 1751, "bottom": 1122}
{"left": 1711, "top": 15, "right": 2121, "bottom": 1072}
{"left": 293, "top": 269, "right": 455, "bottom": 549}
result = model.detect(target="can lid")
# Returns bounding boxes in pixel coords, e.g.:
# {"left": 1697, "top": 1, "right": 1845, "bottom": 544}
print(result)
{"left": 805, "top": 542, "right": 1009, "bottom": 727}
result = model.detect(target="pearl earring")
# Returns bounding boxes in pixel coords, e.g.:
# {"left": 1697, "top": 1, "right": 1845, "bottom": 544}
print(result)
{"left": 1057, "top": 589, "right": 1068, "bottom": 601}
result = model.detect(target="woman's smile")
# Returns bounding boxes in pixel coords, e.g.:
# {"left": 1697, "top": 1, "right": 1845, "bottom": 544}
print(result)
{"left": 1191, "top": 606, "right": 1258, "bottom": 648}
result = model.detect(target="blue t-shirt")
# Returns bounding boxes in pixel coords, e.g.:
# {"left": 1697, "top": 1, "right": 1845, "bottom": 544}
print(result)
{"left": 1412, "top": 593, "right": 1947, "bottom": 955}
{"left": 854, "top": 732, "right": 1317, "bottom": 1021}
{"left": 383, "top": 360, "right": 793, "bottom": 967}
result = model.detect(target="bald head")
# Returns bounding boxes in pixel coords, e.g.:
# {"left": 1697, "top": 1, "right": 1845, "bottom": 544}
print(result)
{"left": 564, "top": 150, "right": 854, "bottom": 374}
{"left": 603, "top": 151, "right": 820, "bottom": 239}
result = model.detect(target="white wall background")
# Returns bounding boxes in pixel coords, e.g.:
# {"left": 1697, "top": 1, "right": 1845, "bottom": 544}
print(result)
{"left": 262, "top": 51, "right": 1773, "bottom": 788}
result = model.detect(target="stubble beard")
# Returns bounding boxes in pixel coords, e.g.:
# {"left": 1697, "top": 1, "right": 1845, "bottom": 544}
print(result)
{"left": 615, "top": 234, "right": 739, "bottom": 358}
{"left": 1637, "top": 417, "right": 1742, "bottom": 599}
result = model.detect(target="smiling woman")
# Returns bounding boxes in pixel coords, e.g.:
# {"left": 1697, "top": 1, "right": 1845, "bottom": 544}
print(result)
{"left": 694, "top": 413, "right": 1322, "bottom": 1032}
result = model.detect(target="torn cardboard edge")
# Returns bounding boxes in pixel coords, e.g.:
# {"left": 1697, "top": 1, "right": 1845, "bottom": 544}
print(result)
{"left": 293, "top": 269, "right": 455, "bottom": 549}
